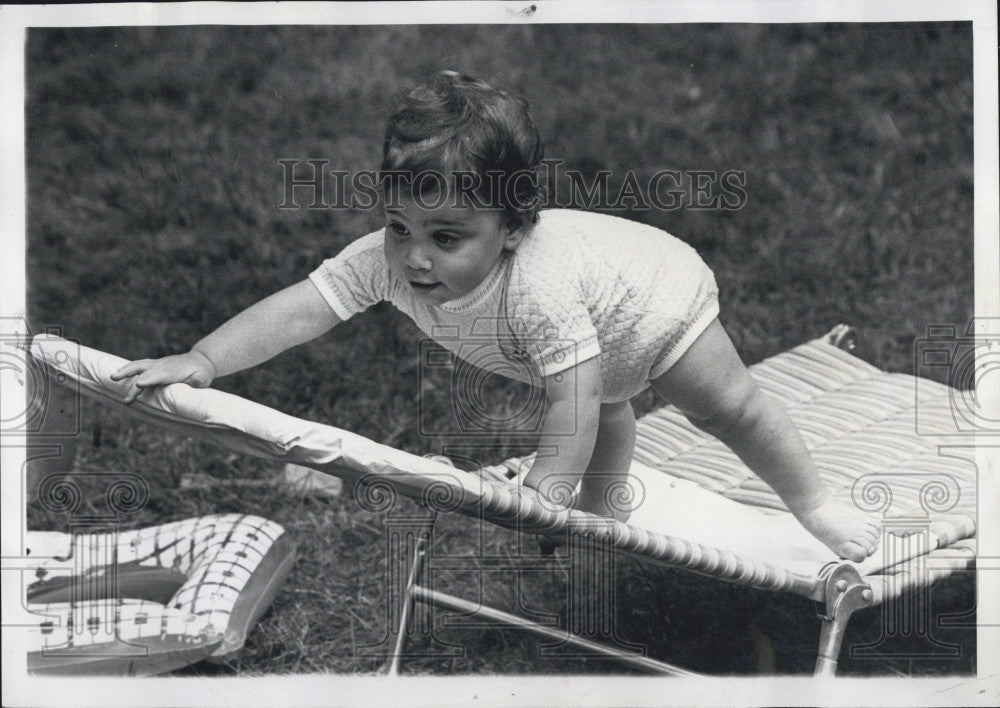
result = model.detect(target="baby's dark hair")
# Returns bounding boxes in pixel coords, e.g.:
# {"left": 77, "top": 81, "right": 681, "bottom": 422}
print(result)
{"left": 380, "top": 71, "right": 544, "bottom": 229}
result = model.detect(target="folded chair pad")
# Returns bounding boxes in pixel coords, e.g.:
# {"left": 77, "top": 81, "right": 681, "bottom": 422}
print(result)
{"left": 25, "top": 514, "right": 295, "bottom": 676}
{"left": 28, "top": 333, "right": 976, "bottom": 602}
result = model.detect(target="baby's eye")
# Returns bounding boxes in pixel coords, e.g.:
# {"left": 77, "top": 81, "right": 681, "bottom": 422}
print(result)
{"left": 433, "top": 232, "right": 460, "bottom": 246}
{"left": 387, "top": 222, "right": 408, "bottom": 238}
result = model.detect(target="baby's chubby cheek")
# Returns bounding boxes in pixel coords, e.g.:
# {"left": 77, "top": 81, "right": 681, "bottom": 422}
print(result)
{"left": 449, "top": 254, "right": 503, "bottom": 294}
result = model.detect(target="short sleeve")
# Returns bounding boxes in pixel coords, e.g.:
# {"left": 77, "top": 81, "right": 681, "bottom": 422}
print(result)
{"left": 504, "top": 266, "right": 601, "bottom": 379}
{"left": 308, "top": 230, "right": 388, "bottom": 321}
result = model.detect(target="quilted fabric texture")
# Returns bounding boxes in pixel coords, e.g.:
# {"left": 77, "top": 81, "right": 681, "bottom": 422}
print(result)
{"left": 309, "top": 208, "right": 719, "bottom": 402}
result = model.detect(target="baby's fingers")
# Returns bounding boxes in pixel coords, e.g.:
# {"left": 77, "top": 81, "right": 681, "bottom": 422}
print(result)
{"left": 122, "top": 381, "right": 144, "bottom": 405}
{"left": 121, "top": 372, "right": 168, "bottom": 405}
{"left": 113, "top": 362, "right": 165, "bottom": 405}
{"left": 110, "top": 360, "right": 152, "bottom": 381}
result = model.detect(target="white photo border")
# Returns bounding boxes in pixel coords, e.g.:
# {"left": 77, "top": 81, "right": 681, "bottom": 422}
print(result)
{"left": 1, "top": 2, "right": 997, "bottom": 706}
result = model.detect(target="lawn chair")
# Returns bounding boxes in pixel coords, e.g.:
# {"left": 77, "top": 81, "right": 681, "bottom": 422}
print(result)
{"left": 27, "top": 326, "right": 978, "bottom": 676}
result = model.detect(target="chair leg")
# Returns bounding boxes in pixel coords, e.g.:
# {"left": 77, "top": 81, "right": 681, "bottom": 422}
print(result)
{"left": 816, "top": 610, "right": 852, "bottom": 676}
{"left": 381, "top": 514, "right": 435, "bottom": 677}
{"left": 814, "top": 563, "right": 875, "bottom": 676}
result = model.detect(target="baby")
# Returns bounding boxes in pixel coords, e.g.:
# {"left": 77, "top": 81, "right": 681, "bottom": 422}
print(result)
{"left": 112, "top": 71, "right": 880, "bottom": 562}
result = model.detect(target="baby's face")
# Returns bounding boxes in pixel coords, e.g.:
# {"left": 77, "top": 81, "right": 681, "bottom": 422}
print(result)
{"left": 383, "top": 191, "right": 520, "bottom": 306}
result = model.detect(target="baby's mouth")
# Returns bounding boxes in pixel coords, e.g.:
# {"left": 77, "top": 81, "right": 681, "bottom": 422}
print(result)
{"left": 409, "top": 280, "right": 441, "bottom": 292}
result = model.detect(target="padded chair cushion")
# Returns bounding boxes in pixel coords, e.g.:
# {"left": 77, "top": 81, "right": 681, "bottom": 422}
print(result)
{"left": 26, "top": 514, "right": 295, "bottom": 676}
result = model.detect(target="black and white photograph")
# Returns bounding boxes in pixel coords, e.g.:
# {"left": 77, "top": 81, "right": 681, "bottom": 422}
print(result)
{"left": 1, "top": 2, "right": 998, "bottom": 706}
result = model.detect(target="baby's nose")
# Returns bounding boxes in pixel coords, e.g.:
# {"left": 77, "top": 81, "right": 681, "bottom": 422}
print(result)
{"left": 405, "top": 245, "right": 432, "bottom": 271}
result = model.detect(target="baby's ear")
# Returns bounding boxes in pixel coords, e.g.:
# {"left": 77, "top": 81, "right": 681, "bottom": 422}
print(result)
{"left": 503, "top": 217, "right": 528, "bottom": 250}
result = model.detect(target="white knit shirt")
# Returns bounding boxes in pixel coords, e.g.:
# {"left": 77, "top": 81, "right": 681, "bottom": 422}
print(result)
{"left": 309, "top": 209, "right": 719, "bottom": 402}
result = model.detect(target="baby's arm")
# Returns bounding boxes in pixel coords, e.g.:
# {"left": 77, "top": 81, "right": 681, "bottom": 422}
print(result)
{"left": 522, "top": 356, "right": 603, "bottom": 508}
{"left": 650, "top": 319, "right": 880, "bottom": 562}
{"left": 111, "top": 279, "right": 340, "bottom": 402}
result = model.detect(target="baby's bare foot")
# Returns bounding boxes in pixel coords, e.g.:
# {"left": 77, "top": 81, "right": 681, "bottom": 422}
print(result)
{"left": 795, "top": 497, "right": 881, "bottom": 562}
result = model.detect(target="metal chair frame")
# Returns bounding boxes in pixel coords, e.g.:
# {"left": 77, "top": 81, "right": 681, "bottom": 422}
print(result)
{"left": 376, "top": 510, "right": 872, "bottom": 677}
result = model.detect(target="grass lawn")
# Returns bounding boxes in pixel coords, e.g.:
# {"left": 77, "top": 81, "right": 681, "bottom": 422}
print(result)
{"left": 24, "top": 23, "right": 974, "bottom": 675}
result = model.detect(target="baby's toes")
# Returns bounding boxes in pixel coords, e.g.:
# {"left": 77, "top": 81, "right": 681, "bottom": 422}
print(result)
{"left": 864, "top": 525, "right": 881, "bottom": 545}
{"left": 854, "top": 521, "right": 877, "bottom": 543}
{"left": 838, "top": 540, "right": 871, "bottom": 563}
{"left": 858, "top": 534, "right": 879, "bottom": 557}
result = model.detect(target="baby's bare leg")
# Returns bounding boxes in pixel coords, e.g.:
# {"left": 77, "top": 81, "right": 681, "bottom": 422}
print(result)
{"left": 694, "top": 385, "right": 880, "bottom": 561}
{"left": 650, "top": 320, "right": 881, "bottom": 562}
{"left": 576, "top": 400, "right": 637, "bottom": 522}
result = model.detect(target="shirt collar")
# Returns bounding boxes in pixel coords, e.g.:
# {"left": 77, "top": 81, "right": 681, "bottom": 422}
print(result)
{"left": 438, "top": 249, "right": 512, "bottom": 313}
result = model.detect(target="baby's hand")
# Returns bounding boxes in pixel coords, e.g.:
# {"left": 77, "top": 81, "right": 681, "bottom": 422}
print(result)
{"left": 110, "top": 351, "right": 217, "bottom": 404}
{"left": 794, "top": 496, "right": 882, "bottom": 563}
